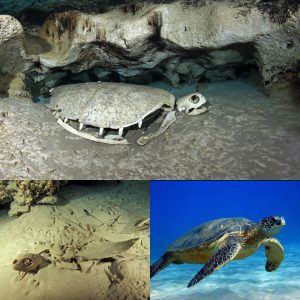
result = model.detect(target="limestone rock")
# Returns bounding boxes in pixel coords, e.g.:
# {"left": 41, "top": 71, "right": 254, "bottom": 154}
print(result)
{"left": 0, "top": 15, "right": 26, "bottom": 73}
{"left": 2, "top": 1, "right": 300, "bottom": 94}
{"left": 9, "top": 202, "right": 30, "bottom": 217}
{"left": 1, "top": 0, "right": 150, "bottom": 15}
{"left": 205, "top": 68, "right": 237, "bottom": 83}
{"left": 0, "top": 180, "right": 65, "bottom": 216}
{"left": 0, "top": 72, "right": 31, "bottom": 98}
{"left": 0, "top": 15, "right": 29, "bottom": 97}
{"left": 27, "top": 2, "right": 299, "bottom": 89}
{"left": 44, "top": 71, "right": 67, "bottom": 88}
{"left": 0, "top": 181, "right": 13, "bottom": 205}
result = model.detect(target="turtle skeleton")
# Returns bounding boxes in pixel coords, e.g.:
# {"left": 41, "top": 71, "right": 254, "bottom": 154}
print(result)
{"left": 48, "top": 82, "right": 208, "bottom": 145}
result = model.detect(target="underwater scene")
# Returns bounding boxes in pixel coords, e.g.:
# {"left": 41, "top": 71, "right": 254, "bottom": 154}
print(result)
{"left": 1, "top": 0, "right": 300, "bottom": 180}
{"left": 0, "top": 181, "right": 149, "bottom": 300}
{"left": 150, "top": 181, "right": 300, "bottom": 300}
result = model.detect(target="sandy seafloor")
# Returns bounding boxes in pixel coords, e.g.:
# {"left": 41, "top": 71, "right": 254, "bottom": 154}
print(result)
{"left": 151, "top": 242, "right": 300, "bottom": 300}
{"left": 0, "top": 181, "right": 149, "bottom": 300}
{"left": 0, "top": 79, "right": 300, "bottom": 179}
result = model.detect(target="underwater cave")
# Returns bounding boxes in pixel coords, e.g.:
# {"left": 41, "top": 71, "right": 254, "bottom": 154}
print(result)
{"left": 0, "top": 180, "right": 149, "bottom": 299}
{"left": 0, "top": 0, "right": 300, "bottom": 179}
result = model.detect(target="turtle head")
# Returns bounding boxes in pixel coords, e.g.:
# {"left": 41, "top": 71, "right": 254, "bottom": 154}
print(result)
{"left": 176, "top": 93, "right": 208, "bottom": 115}
{"left": 259, "top": 216, "right": 286, "bottom": 237}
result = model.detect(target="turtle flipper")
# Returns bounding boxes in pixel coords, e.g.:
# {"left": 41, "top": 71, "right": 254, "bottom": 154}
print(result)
{"left": 262, "top": 238, "right": 284, "bottom": 272}
{"left": 137, "top": 111, "right": 176, "bottom": 146}
{"left": 150, "top": 252, "right": 173, "bottom": 278}
{"left": 187, "top": 239, "right": 241, "bottom": 288}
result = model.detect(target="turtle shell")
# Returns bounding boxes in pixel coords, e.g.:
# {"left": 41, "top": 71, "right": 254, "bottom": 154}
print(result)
{"left": 168, "top": 218, "right": 255, "bottom": 252}
{"left": 49, "top": 82, "right": 175, "bottom": 129}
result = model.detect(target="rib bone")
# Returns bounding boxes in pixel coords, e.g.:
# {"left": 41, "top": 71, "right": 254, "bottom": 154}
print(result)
{"left": 57, "top": 118, "right": 130, "bottom": 145}
{"left": 118, "top": 127, "right": 124, "bottom": 137}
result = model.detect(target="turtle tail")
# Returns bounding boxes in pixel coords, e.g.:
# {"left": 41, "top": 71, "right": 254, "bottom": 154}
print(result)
{"left": 150, "top": 252, "right": 172, "bottom": 278}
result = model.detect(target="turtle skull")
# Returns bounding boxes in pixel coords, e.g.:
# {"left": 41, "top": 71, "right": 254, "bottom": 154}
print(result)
{"left": 176, "top": 93, "right": 208, "bottom": 115}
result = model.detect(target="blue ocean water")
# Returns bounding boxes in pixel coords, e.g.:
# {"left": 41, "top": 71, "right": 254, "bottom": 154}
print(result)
{"left": 150, "top": 181, "right": 300, "bottom": 299}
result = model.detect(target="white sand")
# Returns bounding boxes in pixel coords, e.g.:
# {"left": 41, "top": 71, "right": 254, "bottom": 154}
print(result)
{"left": 0, "top": 181, "right": 149, "bottom": 300}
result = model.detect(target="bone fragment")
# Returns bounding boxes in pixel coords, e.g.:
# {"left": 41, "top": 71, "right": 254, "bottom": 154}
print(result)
{"left": 57, "top": 118, "right": 130, "bottom": 145}
{"left": 136, "top": 111, "right": 176, "bottom": 146}
{"left": 118, "top": 127, "right": 124, "bottom": 137}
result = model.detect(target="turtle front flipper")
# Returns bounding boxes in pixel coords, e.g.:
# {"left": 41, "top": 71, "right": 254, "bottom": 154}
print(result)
{"left": 187, "top": 239, "right": 241, "bottom": 288}
{"left": 150, "top": 252, "right": 173, "bottom": 278}
{"left": 137, "top": 111, "right": 176, "bottom": 146}
{"left": 262, "top": 238, "right": 284, "bottom": 272}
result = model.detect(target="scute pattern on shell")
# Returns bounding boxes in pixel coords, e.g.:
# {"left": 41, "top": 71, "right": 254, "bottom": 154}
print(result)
{"left": 168, "top": 218, "right": 255, "bottom": 252}
{"left": 50, "top": 82, "right": 176, "bottom": 129}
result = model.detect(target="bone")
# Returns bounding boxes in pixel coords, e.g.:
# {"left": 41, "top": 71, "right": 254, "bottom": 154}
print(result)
{"left": 104, "top": 268, "right": 121, "bottom": 284}
{"left": 57, "top": 118, "right": 130, "bottom": 145}
{"left": 137, "top": 111, "right": 176, "bottom": 146}
{"left": 118, "top": 127, "right": 124, "bottom": 137}
{"left": 104, "top": 135, "right": 126, "bottom": 142}
{"left": 135, "top": 218, "right": 150, "bottom": 228}
{"left": 187, "top": 106, "right": 209, "bottom": 116}
{"left": 79, "top": 123, "right": 84, "bottom": 131}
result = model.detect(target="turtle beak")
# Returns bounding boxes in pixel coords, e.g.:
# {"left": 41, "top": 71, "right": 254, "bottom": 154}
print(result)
{"left": 275, "top": 216, "right": 285, "bottom": 226}
{"left": 280, "top": 217, "right": 286, "bottom": 226}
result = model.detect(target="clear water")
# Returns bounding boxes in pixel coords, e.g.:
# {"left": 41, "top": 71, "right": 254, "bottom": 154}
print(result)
{"left": 150, "top": 181, "right": 300, "bottom": 299}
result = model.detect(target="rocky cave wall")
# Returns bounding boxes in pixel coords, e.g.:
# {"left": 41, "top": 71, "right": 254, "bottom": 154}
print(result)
{"left": 0, "top": 180, "right": 65, "bottom": 216}
{"left": 0, "top": 0, "right": 300, "bottom": 98}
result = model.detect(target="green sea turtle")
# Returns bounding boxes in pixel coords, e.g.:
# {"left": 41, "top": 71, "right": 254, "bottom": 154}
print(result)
{"left": 150, "top": 216, "right": 285, "bottom": 288}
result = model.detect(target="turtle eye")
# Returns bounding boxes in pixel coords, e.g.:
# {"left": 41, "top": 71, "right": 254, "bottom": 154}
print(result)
{"left": 271, "top": 217, "right": 281, "bottom": 226}
{"left": 189, "top": 95, "right": 200, "bottom": 104}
